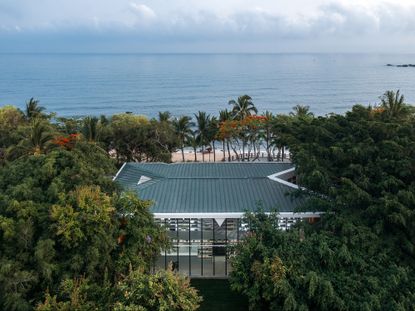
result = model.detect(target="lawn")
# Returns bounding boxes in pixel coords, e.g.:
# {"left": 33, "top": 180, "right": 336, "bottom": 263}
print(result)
{"left": 191, "top": 279, "right": 249, "bottom": 311}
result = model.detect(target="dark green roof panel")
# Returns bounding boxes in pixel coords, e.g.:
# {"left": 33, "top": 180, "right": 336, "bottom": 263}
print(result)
{"left": 115, "top": 162, "right": 305, "bottom": 213}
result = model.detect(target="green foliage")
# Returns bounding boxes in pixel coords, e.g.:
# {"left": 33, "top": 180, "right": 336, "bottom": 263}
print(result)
{"left": 25, "top": 98, "right": 46, "bottom": 121}
{"left": 158, "top": 111, "right": 172, "bottom": 123}
{"left": 231, "top": 211, "right": 415, "bottom": 311}
{"left": 173, "top": 116, "right": 194, "bottom": 162}
{"left": 2, "top": 91, "right": 413, "bottom": 310}
{"left": 0, "top": 105, "right": 25, "bottom": 147}
{"left": 379, "top": 90, "right": 413, "bottom": 119}
{"left": 7, "top": 119, "right": 56, "bottom": 160}
{"left": 229, "top": 95, "right": 258, "bottom": 120}
{"left": 289, "top": 105, "right": 314, "bottom": 120}
{"left": 231, "top": 93, "right": 415, "bottom": 310}
{"left": 81, "top": 117, "right": 100, "bottom": 143}
{"left": 0, "top": 121, "right": 197, "bottom": 310}
{"left": 36, "top": 278, "right": 101, "bottom": 311}
{"left": 113, "top": 269, "right": 202, "bottom": 311}
{"left": 108, "top": 113, "right": 178, "bottom": 164}
{"left": 113, "top": 192, "right": 170, "bottom": 273}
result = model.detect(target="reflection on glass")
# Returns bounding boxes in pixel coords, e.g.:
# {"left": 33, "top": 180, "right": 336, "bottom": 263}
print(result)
{"left": 202, "top": 219, "right": 214, "bottom": 276}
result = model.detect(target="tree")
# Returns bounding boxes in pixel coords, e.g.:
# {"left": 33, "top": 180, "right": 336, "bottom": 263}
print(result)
{"left": 173, "top": 116, "right": 193, "bottom": 162}
{"left": 25, "top": 98, "right": 45, "bottom": 120}
{"left": 0, "top": 106, "right": 25, "bottom": 159}
{"left": 0, "top": 139, "right": 199, "bottom": 310}
{"left": 207, "top": 116, "right": 219, "bottom": 162}
{"left": 289, "top": 104, "right": 314, "bottom": 119}
{"left": 36, "top": 277, "right": 103, "bottom": 311}
{"left": 147, "top": 119, "right": 178, "bottom": 163}
{"left": 228, "top": 95, "right": 258, "bottom": 120}
{"left": 81, "top": 116, "right": 100, "bottom": 143}
{"left": 188, "top": 131, "right": 198, "bottom": 162}
{"left": 0, "top": 144, "right": 115, "bottom": 310}
{"left": 158, "top": 111, "right": 172, "bottom": 123}
{"left": 231, "top": 94, "right": 415, "bottom": 310}
{"left": 110, "top": 113, "right": 150, "bottom": 163}
{"left": 113, "top": 269, "right": 202, "bottom": 311}
{"left": 7, "top": 119, "right": 55, "bottom": 159}
{"left": 194, "top": 111, "right": 210, "bottom": 162}
{"left": 219, "top": 109, "right": 232, "bottom": 161}
{"left": 231, "top": 208, "right": 415, "bottom": 311}
{"left": 271, "top": 114, "right": 293, "bottom": 161}
{"left": 55, "top": 117, "right": 81, "bottom": 136}
{"left": 218, "top": 119, "right": 241, "bottom": 161}
{"left": 114, "top": 192, "right": 169, "bottom": 273}
{"left": 108, "top": 113, "right": 178, "bottom": 164}
{"left": 37, "top": 269, "right": 201, "bottom": 311}
{"left": 262, "top": 111, "right": 274, "bottom": 161}
{"left": 0, "top": 105, "right": 25, "bottom": 131}
{"left": 380, "top": 90, "right": 412, "bottom": 119}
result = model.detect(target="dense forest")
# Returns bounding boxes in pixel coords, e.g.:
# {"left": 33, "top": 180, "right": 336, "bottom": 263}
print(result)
{"left": 230, "top": 91, "right": 415, "bottom": 310}
{"left": 0, "top": 102, "right": 201, "bottom": 310}
{"left": 0, "top": 90, "right": 414, "bottom": 310}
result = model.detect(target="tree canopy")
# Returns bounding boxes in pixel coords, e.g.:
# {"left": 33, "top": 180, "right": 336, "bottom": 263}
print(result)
{"left": 230, "top": 94, "right": 415, "bottom": 310}
{"left": 1, "top": 91, "right": 414, "bottom": 310}
{"left": 0, "top": 106, "right": 200, "bottom": 310}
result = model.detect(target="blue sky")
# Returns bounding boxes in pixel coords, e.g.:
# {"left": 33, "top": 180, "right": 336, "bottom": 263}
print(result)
{"left": 1, "top": 0, "right": 415, "bottom": 53}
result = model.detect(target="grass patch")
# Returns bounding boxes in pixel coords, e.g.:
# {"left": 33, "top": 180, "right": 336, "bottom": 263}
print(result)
{"left": 191, "top": 279, "right": 249, "bottom": 311}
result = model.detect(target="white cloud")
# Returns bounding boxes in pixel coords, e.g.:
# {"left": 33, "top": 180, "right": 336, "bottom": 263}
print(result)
{"left": 1, "top": 0, "right": 415, "bottom": 52}
{"left": 129, "top": 3, "right": 156, "bottom": 20}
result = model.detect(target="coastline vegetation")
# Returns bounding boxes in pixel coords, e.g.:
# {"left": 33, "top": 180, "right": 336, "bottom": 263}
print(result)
{"left": 230, "top": 91, "right": 415, "bottom": 310}
{"left": 0, "top": 102, "right": 202, "bottom": 310}
{"left": 0, "top": 90, "right": 414, "bottom": 310}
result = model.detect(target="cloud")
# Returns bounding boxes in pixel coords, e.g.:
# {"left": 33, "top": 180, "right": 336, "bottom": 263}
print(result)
{"left": 129, "top": 3, "right": 156, "bottom": 21}
{"left": 1, "top": 0, "right": 415, "bottom": 52}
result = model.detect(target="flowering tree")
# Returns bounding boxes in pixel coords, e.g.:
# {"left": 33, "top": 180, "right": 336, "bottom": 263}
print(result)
{"left": 218, "top": 115, "right": 268, "bottom": 161}
{"left": 53, "top": 133, "right": 80, "bottom": 150}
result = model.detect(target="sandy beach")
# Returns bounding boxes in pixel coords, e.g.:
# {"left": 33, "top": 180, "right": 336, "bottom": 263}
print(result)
{"left": 171, "top": 150, "right": 291, "bottom": 163}
{"left": 171, "top": 150, "right": 224, "bottom": 162}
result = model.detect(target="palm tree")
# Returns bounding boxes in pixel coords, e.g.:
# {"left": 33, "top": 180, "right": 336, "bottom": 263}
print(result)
{"left": 289, "top": 105, "right": 314, "bottom": 119}
{"left": 207, "top": 116, "right": 219, "bottom": 162}
{"left": 82, "top": 116, "right": 100, "bottom": 143}
{"left": 194, "top": 111, "right": 210, "bottom": 162}
{"left": 188, "top": 130, "right": 198, "bottom": 162}
{"left": 380, "top": 90, "right": 408, "bottom": 119}
{"left": 173, "top": 116, "right": 193, "bottom": 162}
{"left": 229, "top": 95, "right": 258, "bottom": 120}
{"left": 219, "top": 109, "right": 232, "bottom": 161}
{"left": 158, "top": 111, "right": 172, "bottom": 123}
{"left": 8, "top": 120, "right": 54, "bottom": 159}
{"left": 25, "top": 98, "right": 45, "bottom": 120}
{"left": 263, "top": 111, "right": 274, "bottom": 161}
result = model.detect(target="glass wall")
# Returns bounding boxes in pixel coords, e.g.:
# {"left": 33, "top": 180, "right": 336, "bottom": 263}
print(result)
{"left": 156, "top": 216, "right": 312, "bottom": 277}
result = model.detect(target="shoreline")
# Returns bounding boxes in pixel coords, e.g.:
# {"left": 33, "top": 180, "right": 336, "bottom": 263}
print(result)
{"left": 171, "top": 150, "right": 291, "bottom": 163}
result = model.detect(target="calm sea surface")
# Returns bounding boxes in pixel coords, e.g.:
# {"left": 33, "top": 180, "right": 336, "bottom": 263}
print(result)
{"left": 0, "top": 53, "right": 414, "bottom": 117}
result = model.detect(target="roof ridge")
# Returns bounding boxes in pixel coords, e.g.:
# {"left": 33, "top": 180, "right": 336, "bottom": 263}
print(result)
{"left": 130, "top": 162, "right": 292, "bottom": 166}
{"left": 162, "top": 176, "right": 267, "bottom": 179}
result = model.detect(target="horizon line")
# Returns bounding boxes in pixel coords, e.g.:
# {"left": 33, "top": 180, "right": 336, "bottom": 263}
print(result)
{"left": 2, "top": 52, "right": 415, "bottom": 56}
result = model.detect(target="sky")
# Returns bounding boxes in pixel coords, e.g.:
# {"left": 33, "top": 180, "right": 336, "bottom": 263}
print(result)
{"left": 1, "top": 0, "right": 415, "bottom": 53}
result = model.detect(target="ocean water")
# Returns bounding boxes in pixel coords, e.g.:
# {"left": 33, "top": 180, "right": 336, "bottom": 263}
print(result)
{"left": 0, "top": 53, "right": 414, "bottom": 118}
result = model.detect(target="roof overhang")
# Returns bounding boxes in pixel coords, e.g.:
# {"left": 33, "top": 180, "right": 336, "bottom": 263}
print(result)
{"left": 153, "top": 212, "right": 323, "bottom": 219}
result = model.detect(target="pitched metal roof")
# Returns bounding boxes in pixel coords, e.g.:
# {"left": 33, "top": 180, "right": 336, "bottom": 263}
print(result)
{"left": 114, "top": 162, "right": 306, "bottom": 214}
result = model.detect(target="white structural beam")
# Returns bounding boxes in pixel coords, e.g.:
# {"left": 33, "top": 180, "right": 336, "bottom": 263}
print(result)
{"left": 153, "top": 212, "right": 322, "bottom": 219}
{"left": 267, "top": 167, "right": 302, "bottom": 189}
{"left": 112, "top": 162, "right": 127, "bottom": 181}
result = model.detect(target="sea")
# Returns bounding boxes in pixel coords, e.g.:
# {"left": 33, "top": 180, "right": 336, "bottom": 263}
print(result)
{"left": 1, "top": 53, "right": 414, "bottom": 118}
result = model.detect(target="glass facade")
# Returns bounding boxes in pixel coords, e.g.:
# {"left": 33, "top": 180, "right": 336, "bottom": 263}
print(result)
{"left": 155, "top": 216, "right": 312, "bottom": 277}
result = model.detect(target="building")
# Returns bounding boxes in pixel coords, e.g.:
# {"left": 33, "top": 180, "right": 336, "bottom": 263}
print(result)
{"left": 114, "top": 162, "right": 320, "bottom": 277}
